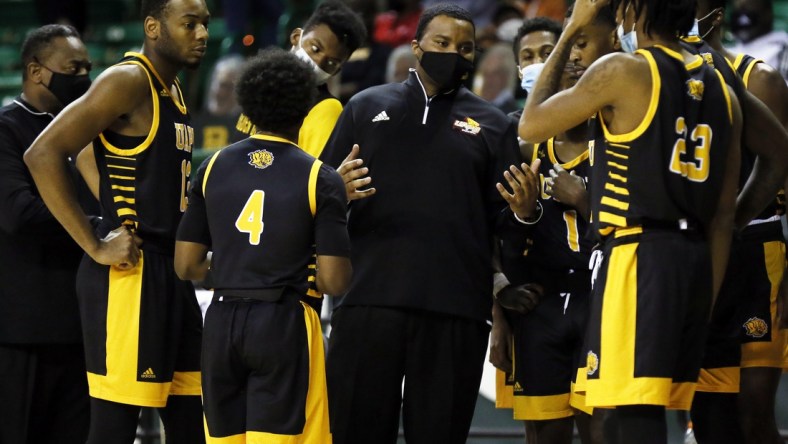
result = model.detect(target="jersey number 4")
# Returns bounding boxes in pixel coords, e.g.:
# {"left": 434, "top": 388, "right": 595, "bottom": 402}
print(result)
{"left": 669, "top": 117, "right": 712, "bottom": 182}
{"left": 236, "top": 190, "right": 265, "bottom": 245}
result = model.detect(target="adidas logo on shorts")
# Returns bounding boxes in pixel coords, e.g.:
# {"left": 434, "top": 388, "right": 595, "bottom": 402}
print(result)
{"left": 140, "top": 368, "right": 157, "bottom": 379}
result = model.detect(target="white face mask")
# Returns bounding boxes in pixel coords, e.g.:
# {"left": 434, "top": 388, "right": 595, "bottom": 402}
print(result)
{"left": 293, "top": 34, "right": 333, "bottom": 85}
{"left": 687, "top": 8, "right": 720, "bottom": 39}
{"left": 616, "top": 3, "right": 638, "bottom": 53}
{"left": 519, "top": 63, "right": 545, "bottom": 94}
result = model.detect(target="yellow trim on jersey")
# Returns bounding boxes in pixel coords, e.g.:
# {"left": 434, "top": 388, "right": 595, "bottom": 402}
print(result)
{"left": 608, "top": 161, "right": 628, "bottom": 170}
{"left": 741, "top": 58, "right": 763, "bottom": 88}
{"left": 715, "top": 70, "right": 733, "bottom": 123}
{"left": 112, "top": 185, "right": 135, "bottom": 192}
{"left": 108, "top": 164, "right": 136, "bottom": 171}
{"left": 114, "top": 196, "right": 136, "bottom": 204}
{"left": 299, "top": 97, "right": 343, "bottom": 158}
{"left": 601, "top": 196, "right": 629, "bottom": 211}
{"left": 606, "top": 150, "right": 628, "bottom": 160}
{"left": 655, "top": 44, "right": 703, "bottom": 69}
{"left": 548, "top": 137, "right": 589, "bottom": 170}
{"left": 601, "top": 50, "right": 660, "bottom": 143}
{"left": 513, "top": 393, "right": 574, "bottom": 420}
{"left": 117, "top": 208, "right": 138, "bottom": 217}
{"left": 202, "top": 150, "right": 223, "bottom": 197}
{"left": 308, "top": 160, "right": 323, "bottom": 217}
{"left": 599, "top": 211, "right": 627, "bottom": 227}
{"left": 206, "top": 432, "right": 300, "bottom": 443}
{"left": 614, "top": 226, "right": 643, "bottom": 237}
{"left": 685, "top": 56, "right": 704, "bottom": 70}
{"left": 99, "top": 60, "right": 159, "bottom": 157}
{"left": 250, "top": 133, "right": 299, "bottom": 146}
{"left": 696, "top": 367, "right": 740, "bottom": 393}
{"left": 682, "top": 36, "right": 702, "bottom": 44}
{"left": 124, "top": 52, "right": 188, "bottom": 115}
{"left": 604, "top": 182, "right": 629, "bottom": 196}
{"left": 733, "top": 53, "right": 746, "bottom": 71}
{"left": 569, "top": 382, "right": 593, "bottom": 416}
{"left": 608, "top": 172, "right": 627, "bottom": 183}
{"left": 109, "top": 174, "right": 135, "bottom": 180}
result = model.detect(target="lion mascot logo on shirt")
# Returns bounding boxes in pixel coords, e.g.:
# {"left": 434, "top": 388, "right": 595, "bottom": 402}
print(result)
{"left": 743, "top": 317, "right": 768, "bottom": 338}
{"left": 248, "top": 149, "right": 275, "bottom": 170}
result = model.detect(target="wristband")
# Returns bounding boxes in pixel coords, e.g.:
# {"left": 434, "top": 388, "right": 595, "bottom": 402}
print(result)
{"left": 493, "top": 272, "right": 510, "bottom": 299}
{"left": 513, "top": 201, "right": 543, "bottom": 225}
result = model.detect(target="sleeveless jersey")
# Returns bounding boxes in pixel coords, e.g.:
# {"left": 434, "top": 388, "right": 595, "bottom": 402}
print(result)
{"left": 193, "top": 135, "right": 328, "bottom": 297}
{"left": 589, "top": 46, "right": 733, "bottom": 239}
{"left": 526, "top": 138, "right": 593, "bottom": 272}
{"left": 93, "top": 52, "right": 193, "bottom": 254}
{"left": 682, "top": 39, "right": 785, "bottom": 221}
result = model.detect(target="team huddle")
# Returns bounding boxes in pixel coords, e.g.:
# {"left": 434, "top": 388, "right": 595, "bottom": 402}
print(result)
{"left": 2, "top": 0, "right": 787, "bottom": 443}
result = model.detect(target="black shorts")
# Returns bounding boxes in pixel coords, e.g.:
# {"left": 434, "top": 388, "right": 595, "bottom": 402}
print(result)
{"left": 77, "top": 250, "right": 202, "bottom": 407}
{"left": 576, "top": 227, "right": 712, "bottom": 410}
{"left": 509, "top": 289, "right": 591, "bottom": 420}
{"left": 201, "top": 292, "right": 329, "bottom": 443}
{"left": 698, "top": 222, "right": 787, "bottom": 393}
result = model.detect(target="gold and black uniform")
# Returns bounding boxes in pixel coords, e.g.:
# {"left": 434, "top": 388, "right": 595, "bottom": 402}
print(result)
{"left": 78, "top": 52, "right": 202, "bottom": 407}
{"left": 682, "top": 39, "right": 788, "bottom": 393}
{"left": 577, "top": 46, "right": 733, "bottom": 409}
{"left": 503, "top": 138, "right": 594, "bottom": 420}
{"left": 176, "top": 134, "right": 350, "bottom": 443}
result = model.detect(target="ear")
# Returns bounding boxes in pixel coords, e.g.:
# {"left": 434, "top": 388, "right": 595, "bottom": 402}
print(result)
{"left": 27, "top": 61, "right": 44, "bottom": 84}
{"left": 611, "top": 28, "right": 621, "bottom": 51}
{"left": 410, "top": 39, "right": 421, "bottom": 58}
{"left": 712, "top": 7, "right": 724, "bottom": 29}
{"left": 290, "top": 28, "right": 302, "bottom": 48}
{"left": 144, "top": 16, "right": 159, "bottom": 40}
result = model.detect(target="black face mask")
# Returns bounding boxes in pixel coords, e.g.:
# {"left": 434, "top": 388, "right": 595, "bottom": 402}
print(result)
{"left": 418, "top": 50, "right": 475, "bottom": 91}
{"left": 46, "top": 71, "right": 91, "bottom": 107}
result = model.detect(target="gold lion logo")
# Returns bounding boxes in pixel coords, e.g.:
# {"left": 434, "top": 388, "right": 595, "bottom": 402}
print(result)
{"left": 586, "top": 351, "right": 599, "bottom": 376}
{"left": 686, "top": 79, "right": 704, "bottom": 101}
{"left": 248, "top": 149, "right": 274, "bottom": 169}
{"left": 701, "top": 53, "right": 715, "bottom": 67}
{"left": 743, "top": 317, "right": 768, "bottom": 338}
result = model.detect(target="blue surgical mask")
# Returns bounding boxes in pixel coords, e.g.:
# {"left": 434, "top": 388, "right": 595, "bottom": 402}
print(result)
{"left": 688, "top": 8, "right": 720, "bottom": 39}
{"left": 520, "top": 63, "right": 544, "bottom": 94}
{"left": 616, "top": 23, "right": 638, "bottom": 53}
{"left": 687, "top": 19, "right": 700, "bottom": 37}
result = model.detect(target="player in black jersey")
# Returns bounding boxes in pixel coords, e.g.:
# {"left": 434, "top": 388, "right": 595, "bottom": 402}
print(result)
{"left": 176, "top": 48, "right": 351, "bottom": 444}
{"left": 25, "top": 0, "right": 210, "bottom": 443}
{"left": 518, "top": 0, "right": 743, "bottom": 442}
{"left": 685, "top": 1, "right": 788, "bottom": 443}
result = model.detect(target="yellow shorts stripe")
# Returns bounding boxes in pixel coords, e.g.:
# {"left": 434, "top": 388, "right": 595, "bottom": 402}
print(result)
{"left": 696, "top": 367, "right": 740, "bottom": 393}
{"left": 513, "top": 393, "right": 573, "bottom": 420}
{"left": 495, "top": 369, "right": 514, "bottom": 409}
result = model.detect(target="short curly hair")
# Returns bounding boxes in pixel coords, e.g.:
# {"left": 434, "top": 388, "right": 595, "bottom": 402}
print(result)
{"left": 303, "top": 0, "right": 368, "bottom": 54}
{"left": 236, "top": 48, "right": 316, "bottom": 134}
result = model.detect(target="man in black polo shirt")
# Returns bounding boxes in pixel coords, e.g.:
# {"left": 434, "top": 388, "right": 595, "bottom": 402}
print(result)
{"left": 0, "top": 24, "right": 94, "bottom": 443}
{"left": 320, "top": 4, "right": 536, "bottom": 443}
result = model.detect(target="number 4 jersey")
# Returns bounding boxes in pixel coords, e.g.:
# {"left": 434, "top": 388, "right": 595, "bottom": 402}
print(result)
{"left": 588, "top": 46, "right": 732, "bottom": 239}
{"left": 177, "top": 134, "right": 349, "bottom": 298}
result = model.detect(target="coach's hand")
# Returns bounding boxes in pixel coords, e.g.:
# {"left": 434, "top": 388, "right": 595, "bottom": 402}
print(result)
{"left": 490, "top": 302, "right": 513, "bottom": 373}
{"left": 497, "top": 160, "right": 541, "bottom": 220}
{"left": 93, "top": 225, "right": 142, "bottom": 270}
{"left": 338, "top": 144, "right": 376, "bottom": 202}
{"left": 497, "top": 283, "right": 543, "bottom": 315}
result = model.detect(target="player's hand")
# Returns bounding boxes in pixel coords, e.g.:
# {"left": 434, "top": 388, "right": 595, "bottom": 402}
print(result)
{"left": 567, "top": 0, "right": 611, "bottom": 31}
{"left": 497, "top": 160, "right": 541, "bottom": 220}
{"left": 497, "top": 283, "right": 543, "bottom": 315}
{"left": 545, "top": 163, "right": 586, "bottom": 206}
{"left": 338, "top": 144, "right": 376, "bottom": 202}
{"left": 777, "top": 267, "right": 788, "bottom": 329}
{"left": 92, "top": 225, "right": 142, "bottom": 270}
{"left": 490, "top": 313, "right": 513, "bottom": 373}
